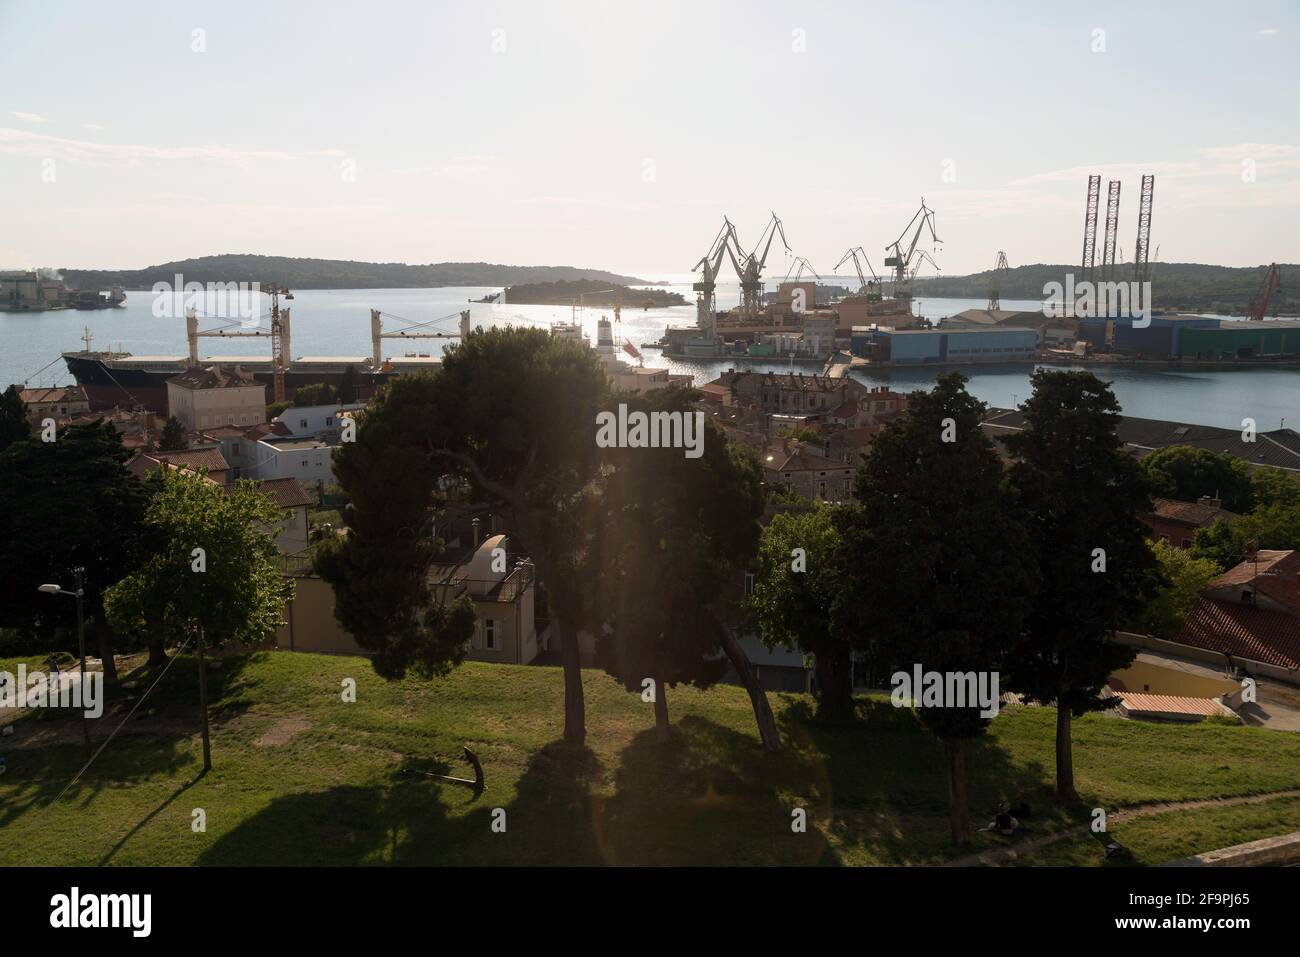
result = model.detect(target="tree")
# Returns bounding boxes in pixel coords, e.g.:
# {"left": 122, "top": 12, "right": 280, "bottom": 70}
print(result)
{"left": 856, "top": 373, "right": 1035, "bottom": 843}
{"left": 0, "top": 421, "right": 150, "bottom": 684}
{"left": 313, "top": 376, "right": 477, "bottom": 681}
{"left": 322, "top": 327, "right": 610, "bottom": 744}
{"left": 1140, "top": 540, "right": 1221, "bottom": 640}
{"left": 1192, "top": 501, "right": 1300, "bottom": 570}
{"left": 104, "top": 470, "right": 291, "bottom": 770}
{"left": 749, "top": 503, "right": 855, "bottom": 721}
{"left": 1140, "top": 445, "right": 1254, "bottom": 513}
{"left": 158, "top": 416, "right": 188, "bottom": 451}
{"left": 0, "top": 384, "right": 29, "bottom": 452}
{"left": 1004, "top": 370, "right": 1163, "bottom": 801}
{"left": 592, "top": 389, "right": 778, "bottom": 746}
{"left": 292, "top": 382, "right": 337, "bottom": 407}
{"left": 337, "top": 365, "right": 360, "bottom": 404}
{"left": 1250, "top": 468, "right": 1300, "bottom": 510}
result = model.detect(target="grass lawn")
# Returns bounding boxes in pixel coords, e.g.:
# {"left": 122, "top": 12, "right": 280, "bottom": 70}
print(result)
{"left": 2, "top": 650, "right": 1299, "bottom": 866}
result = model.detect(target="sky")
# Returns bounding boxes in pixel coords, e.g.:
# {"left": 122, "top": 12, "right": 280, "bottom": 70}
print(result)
{"left": 2, "top": 0, "right": 1298, "bottom": 277}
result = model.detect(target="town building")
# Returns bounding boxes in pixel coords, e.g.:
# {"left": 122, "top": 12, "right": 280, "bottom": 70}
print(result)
{"left": 17, "top": 385, "right": 90, "bottom": 422}
{"left": 1143, "top": 497, "right": 1237, "bottom": 548}
{"left": 709, "top": 370, "right": 867, "bottom": 420}
{"left": 762, "top": 441, "right": 856, "bottom": 502}
{"left": 165, "top": 364, "right": 267, "bottom": 431}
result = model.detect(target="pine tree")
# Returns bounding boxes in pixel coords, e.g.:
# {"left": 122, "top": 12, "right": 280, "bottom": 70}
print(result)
{"left": 1003, "top": 370, "right": 1163, "bottom": 801}
{"left": 158, "top": 416, "right": 188, "bottom": 451}
{"left": 855, "top": 373, "right": 1035, "bottom": 843}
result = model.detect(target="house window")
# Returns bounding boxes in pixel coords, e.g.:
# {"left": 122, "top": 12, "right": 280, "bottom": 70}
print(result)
{"left": 233, "top": 442, "right": 241, "bottom": 455}
{"left": 301, "top": 460, "right": 309, "bottom": 469}
{"left": 484, "top": 619, "right": 499, "bottom": 650}
{"left": 300, "top": 419, "right": 308, "bottom": 429}
{"left": 1181, "top": 538, "right": 1193, "bottom": 549}
{"left": 326, "top": 417, "right": 334, "bottom": 426}
{"left": 744, "top": 572, "right": 755, "bottom": 596}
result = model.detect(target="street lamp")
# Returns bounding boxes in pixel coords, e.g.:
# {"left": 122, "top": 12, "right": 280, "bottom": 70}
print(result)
{"left": 37, "top": 567, "right": 92, "bottom": 760}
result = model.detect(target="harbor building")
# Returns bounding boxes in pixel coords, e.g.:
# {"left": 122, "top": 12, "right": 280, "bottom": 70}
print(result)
{"left": 1176, "top": 320, "right": 1300, "bottom": 360}
{"left": 1075, "top": 314, "right": 1220, "bottom": 357}
{"left": 850, "top": 326, "right": 1037, "bottom": 365}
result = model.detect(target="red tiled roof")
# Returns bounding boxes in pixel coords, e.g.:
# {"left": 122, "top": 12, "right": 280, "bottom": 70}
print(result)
{"left": 830, "top": 399, "right": 860, "bottom": 419}
{"left": 249, "top": 477, "right": 312, "bottom": 508}
{"left": 1175, "top": 596, "right": 1300, "bottom": 671}
{"left": 1150, "top": 497, "right": 1236, "bottom": 527}
{"left": 146, "top": 448, "right": 230, "bottom": 473}
{"left": 19, "top": 386, "right": 87, "bottom": 404}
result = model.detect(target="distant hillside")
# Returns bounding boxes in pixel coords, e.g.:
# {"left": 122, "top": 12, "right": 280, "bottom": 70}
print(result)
{"left": 504, "top": 279, "right": 687, "bottom": 308}
{"left": 911, "top": 262, "right": 1297, "bottom": 316}
{"left": 56, "top": 254, "right": 653, "bottom": 291}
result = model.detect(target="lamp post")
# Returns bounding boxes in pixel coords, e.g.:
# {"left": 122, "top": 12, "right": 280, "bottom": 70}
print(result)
{"left": 38, "top": 567, "right": 92, "bottom": 760}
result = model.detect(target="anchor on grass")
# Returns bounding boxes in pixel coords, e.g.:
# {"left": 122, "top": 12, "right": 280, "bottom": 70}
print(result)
{"left": 403, "top": 746, "right": 485, "bottom": 797}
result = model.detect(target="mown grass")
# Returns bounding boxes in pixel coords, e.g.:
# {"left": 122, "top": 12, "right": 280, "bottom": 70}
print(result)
{"left": 1016, "top": 796, "right": 1300, "bottom": 866}
{"left": 1, "top": 650, "right": 1298, "bottom": 866}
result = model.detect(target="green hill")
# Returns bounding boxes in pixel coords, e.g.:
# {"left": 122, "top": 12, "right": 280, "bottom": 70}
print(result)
{"left": 504, "top": 279, "right": 687, "bottom": 308}
{"left": 913, "top": 262, "right": 1297, "bottom": 315}
{"left": 3, "top": 649, "right": 1299, "bottom": 866}
{"left": 56, "top": 254, "right": 653, "bottom": 292}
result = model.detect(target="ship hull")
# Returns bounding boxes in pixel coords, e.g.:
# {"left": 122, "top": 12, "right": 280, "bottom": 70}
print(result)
{"left": 63, "top": 354, "right": 396, "bottom": 412}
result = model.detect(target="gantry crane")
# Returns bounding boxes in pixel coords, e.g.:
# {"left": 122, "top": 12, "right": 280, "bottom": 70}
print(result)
{"left": 836, "top": 247, "right": 883, "bottom": 301}
{"left": 1080, "top": 174, "right": 1101, "bottom": 289}
{"left": 1101, "top": 180, "right": 1122, "bottom": 282}
{"left": 1247, "top": 263, "right": 1281, "bottom": 321}
{"left": 883, "top": 199, "right": 941, "bottom": 300}
{"left": 370, "top": 308, "right": 469, "bottom": 369}
{"left": 730, "top": 212, "right": 790, "bottom": 317}
{"left": 185, "top": 285, "right": 293, "bottom": 403}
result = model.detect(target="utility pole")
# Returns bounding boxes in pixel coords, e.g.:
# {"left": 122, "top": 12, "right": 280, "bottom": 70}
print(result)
{"left": 73, "top": 567, "right": 90, "bottom": 761}
{"left": 196, "top": 621, "right": 212, "bottom": 772}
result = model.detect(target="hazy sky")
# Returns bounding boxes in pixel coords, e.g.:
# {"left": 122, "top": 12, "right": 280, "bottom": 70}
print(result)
{"left": 2, "top": 0, "right": 1297, "bottom": 276}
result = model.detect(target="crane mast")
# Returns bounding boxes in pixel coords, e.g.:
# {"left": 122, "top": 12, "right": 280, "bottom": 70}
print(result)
{"left": 731, "top": 212, "right": 789, "bottom": 317}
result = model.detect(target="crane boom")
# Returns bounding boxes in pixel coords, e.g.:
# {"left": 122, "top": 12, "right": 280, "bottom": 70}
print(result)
{"left": 883, "top": 199, "right": 940, "bottom": 299}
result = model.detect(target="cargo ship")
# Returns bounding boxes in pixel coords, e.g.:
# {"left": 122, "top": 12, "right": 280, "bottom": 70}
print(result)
{"left": 62, "top": 304, "right": 462, "bottom": 411}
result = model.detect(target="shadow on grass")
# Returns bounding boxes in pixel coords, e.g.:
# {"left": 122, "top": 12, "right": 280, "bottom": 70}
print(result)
{"left": 774, "top": 697, "right": 1060, "bottom": 863}
{"left": 198, "top": 715, "right": 838, "bottom": 866}
{"left": 0, "top": 652, "right": 257, "bottom": 831}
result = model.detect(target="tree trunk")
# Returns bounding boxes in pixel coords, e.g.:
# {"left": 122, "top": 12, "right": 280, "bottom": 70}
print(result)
{"left": 943, "top": 737, "right": 970, "bottom": 845}
{"left": 713, "top": 613, "right": 782, "bottom": 752}
{"left": 1055, "top": 701, "right": 1076, "bottom": 802}
{"left": 554, "top": 618, "right": 586, "bottom": 744}
{"left": 653, "top": 677, "right": 670, "bottom": 743}
{"left": 196, "top": 624, "right": 212, "bottom": 772}
{"left": 813, "top": 641, "right": 854, "bottom": 721}
{"left": 94, "top": 620, "right": 118, "bottom": 687}
{"left": 147, "top": 637, "right": 167, "bottom": 667}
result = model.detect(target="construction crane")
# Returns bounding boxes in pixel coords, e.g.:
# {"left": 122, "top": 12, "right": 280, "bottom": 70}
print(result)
{"left": 1101, "top": 180, "right": 1122, "bottom": 282}
{"left": 730, "top": 212, "right": 790, "bottom": 317}
{"left": 692, "top": 219, "right": 738, "bottom": 339}
{"left": 184, "top": 285, "right": 293, "bottom": 403}
{"left": 1247, "top": 263, "right": 1281, "bottom": 321}
{"left": 1133, "top": 174, "right": 1155, "bottom": 283}
{"left": 988, "top": 251, "right": 1009, "bottom": 312}
{"left": 370, "top": 308, "right": 469, "bottom": 369}
{"left": 883, "top": 199, "right": 940, "bottom": 299}
{"left": 836, "top": 247, "right": 883, "bottom": 301}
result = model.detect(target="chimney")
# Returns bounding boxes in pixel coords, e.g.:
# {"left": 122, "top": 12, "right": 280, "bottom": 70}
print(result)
{"left": 471, "top": 517, "right": 481, "bottom": 549}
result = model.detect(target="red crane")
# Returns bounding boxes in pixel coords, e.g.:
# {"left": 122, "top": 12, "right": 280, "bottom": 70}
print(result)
{"left": 1247, "top": 263, "right": 1281, "bottom": 321}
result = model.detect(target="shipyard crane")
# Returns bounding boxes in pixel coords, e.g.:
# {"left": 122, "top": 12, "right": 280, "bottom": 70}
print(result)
{"left": 988, "top": 251, "right": 1009, "bottom": 312}
{"left": 370, "top": 308, "right": 469, "bottom": 370}
{"left": 782, "top": 257, "right": 821, "bottom": 283}
{"left": 1101, "top": 180, "right": 1122, "bottom": 282}
{"left": 909, "top": 249, "right": 941, "bottom": 283}
{"left": 1080, "top": 174, "right": 1101, "bottom": 289}
{"left": 692, "top": 219, "right": 737, "bottom": 339}
{"left": 184, "top": 285, "right": 293, "bottom": 403}
{"left": 731, "top": 212, "right": 790, "bottom": 317}
{"left": 836, "top": 247, "right": 883, "bottom": 301}
{"left": 1247, "top": 263, "right": 1281, "bottom": 321}
{"left": 884, "top": 199, "right": 941, "bottom": 299}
